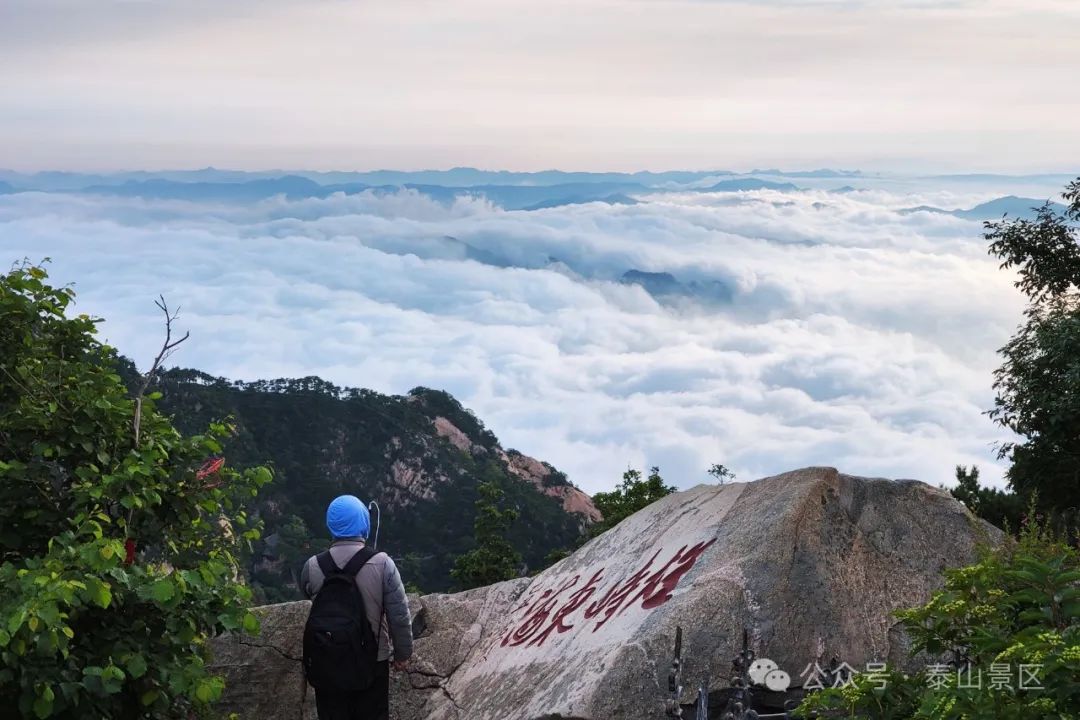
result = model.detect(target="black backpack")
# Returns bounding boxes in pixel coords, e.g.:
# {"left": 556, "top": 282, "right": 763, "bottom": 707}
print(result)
{"left": 302, "top": 548, "right": 379, "bottom": 692}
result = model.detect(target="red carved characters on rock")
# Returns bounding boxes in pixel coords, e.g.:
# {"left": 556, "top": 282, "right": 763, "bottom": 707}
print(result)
{"left": 500, "top": 539, "right": 716, "bottom": 648}
{"left": 501, "top": 570, "right": 606, "bottom": 648}
{"left": 637, "top": 539, "right": 717, "bottom": 610}
{"left": 582, "top": 551, "right": 659, "bottom": 632}
{"left": 501, "top": 575, "right": 580, "bottom": 648}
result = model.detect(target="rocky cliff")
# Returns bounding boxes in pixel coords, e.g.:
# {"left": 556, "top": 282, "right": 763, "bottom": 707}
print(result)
{"left": 209, "top": 467, "right": 999, "bottom": 720}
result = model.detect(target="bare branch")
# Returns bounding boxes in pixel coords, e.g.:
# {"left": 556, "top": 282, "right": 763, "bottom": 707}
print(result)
{"left": 133, "top": 296, "right": 190, "bottom": 445}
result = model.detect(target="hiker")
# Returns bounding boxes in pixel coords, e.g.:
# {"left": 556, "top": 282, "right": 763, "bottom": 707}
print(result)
{"left": 300, "top": 495, "right": 413, "bottom": 720}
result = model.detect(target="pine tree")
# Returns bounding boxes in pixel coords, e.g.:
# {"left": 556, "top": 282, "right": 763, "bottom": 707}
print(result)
{"left": 451, "top": 480, "right": 521, "bottom": 590}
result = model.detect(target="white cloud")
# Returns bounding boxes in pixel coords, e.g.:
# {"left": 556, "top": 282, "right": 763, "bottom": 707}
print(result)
{"left": 0, "top": 183, "right": 1025, "bottom": 492}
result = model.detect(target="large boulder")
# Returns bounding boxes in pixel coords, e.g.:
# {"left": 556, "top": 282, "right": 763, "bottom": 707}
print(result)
{"left": 208, "top": 600, "right": 316, "bottom": 720}
{"left": 210, "top": 467, "right": 998, "bottom": 720}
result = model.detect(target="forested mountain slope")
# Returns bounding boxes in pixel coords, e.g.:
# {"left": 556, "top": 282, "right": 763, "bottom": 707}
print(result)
{"left": 119, "top": 363, "right": 597, "bottom": 599}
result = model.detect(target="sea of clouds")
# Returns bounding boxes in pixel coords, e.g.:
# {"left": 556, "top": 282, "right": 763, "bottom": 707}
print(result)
{"left": 0, "top": 180, "right": 1040, "bottom": 492}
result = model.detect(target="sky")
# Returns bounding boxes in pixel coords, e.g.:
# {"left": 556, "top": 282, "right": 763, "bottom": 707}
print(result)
{"left": 0, "top": 0, "right": 1075, "bottom": 494}
{"left": 2, "top": 0, "right": 1079, "bottom": 172}
{"left": 0, "top": 179, "right": 1048, "bottom": 492}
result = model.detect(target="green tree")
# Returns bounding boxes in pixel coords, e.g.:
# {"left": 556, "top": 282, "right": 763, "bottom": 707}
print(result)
{"left": 0, "top": 263, "right": 271, "bottom": 718}
{"left": 590, "top": 466, "right": 676, "bottom": 536}
{"left": 250, "top": 514, "right": 314, "bottom": 604}
{"left": 949, "top": 465, "right": 1024, "bottom": 532}
{"left": 540, "top": 547, "right": 572, "bottom": 570}
{"left": 451, "top": 480, "right": 521, "bottom": 590}
{"left": 984, "top": 178, "right": 1080, "bottom": 524}
{"left": 796, "top": 514, "right": 1080, "bottom": 719}
{"left": 707, "top": 463, "right": 736, "bottom": 484}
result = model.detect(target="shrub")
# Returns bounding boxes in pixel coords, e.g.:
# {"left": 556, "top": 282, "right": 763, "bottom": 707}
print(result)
{"left": 796, "top": 516, "right": 1080, "bottom": 719}
{"left": 0, "top": 262, "right": 271, "bottom": 718}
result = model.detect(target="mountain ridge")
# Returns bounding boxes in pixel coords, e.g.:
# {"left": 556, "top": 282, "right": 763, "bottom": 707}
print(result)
{"left": 900, "top": 195, "right": 1068, "bottom": 221}
{"left": 118, "top": 362, "right": 597, "bottom": 598}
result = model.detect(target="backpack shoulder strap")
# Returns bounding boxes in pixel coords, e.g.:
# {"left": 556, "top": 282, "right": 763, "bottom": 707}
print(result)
{"left": 341, "top": 547, "right": 377, "bottom": 577}
{"left": 315, "top": 550, "right": 339, "bottom": 577}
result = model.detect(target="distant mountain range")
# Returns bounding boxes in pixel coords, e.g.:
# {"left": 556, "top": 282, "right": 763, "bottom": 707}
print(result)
{"left": 0, "top": 166, "right": 862, "bottom": 191}
{"left": 4, "top": 168, "right": 1073, "bottom": 226}
{"left": 750, "top": 168, "right": 863, "bottom": 178}
{"left": 702, "top": 178, "right": 798, "bottom": 192}
{"left": 523, "top": 193, "right": 640, "bottom": 211}
{"left": 68, "top": 177, "right": 649, "bottom": 208}
{"left": 900, "top": 196, "right": 1068, "bottom": 221}
{"left": 3, "top": 167, "right": 1076, "bottom": 195}
{"left": 620, "top": 270, "right": 734, "bottom": 303}
{"left": 0, "top": 173, "right": 807, "bottom": 210}
{"left": 922, "top": 173, "right": 1078, "bottom": 183}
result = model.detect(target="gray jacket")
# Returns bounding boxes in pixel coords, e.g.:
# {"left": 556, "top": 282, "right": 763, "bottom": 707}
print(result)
{"left": 299, "top": 540, "right": 413, "bottom": 662}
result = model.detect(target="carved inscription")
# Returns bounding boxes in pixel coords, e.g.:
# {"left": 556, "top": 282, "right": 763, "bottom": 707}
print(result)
{"left": 501, "top": 540, "right": 716, "bottom": 648}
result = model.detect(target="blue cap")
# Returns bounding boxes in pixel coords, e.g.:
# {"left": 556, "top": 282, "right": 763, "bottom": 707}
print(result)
{"left": 326, "top": 495, "right": 371, "bottom": 539}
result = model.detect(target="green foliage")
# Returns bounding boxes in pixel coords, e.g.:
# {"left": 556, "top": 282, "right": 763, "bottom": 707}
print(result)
{"left": 707, "top": 463, "right": 736, "bottom": 484}
{"left": 949, "top": 465, "right": 1024, "bottom": 532}
{"left": 250, "top": 514, "right": 313, "bottom": 604}
{"left": 984, "top": 178, "right": 1080, "bottom": 523}
{"left": 540, "top": 547, "right": 572, "bottom": 570}
{"left": 796, "top": 515, "right": 1080, "bottom": 719}
{"left": 985, "top": 181, "right": 1080, "bottom": 303}
{"left": 0, "top": 263, "right": 270, "bottom": 718}
{"left": 798, "top": 669, "right": 927, "bottom": 720}
{"left": 451, "top": 480, "right": 522, "bottom": 590}
{"left": 589, "top": 466, "right": 676, "bottom": 536}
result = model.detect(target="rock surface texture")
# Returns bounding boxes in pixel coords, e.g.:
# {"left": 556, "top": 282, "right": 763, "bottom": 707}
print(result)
{"left": 209, "top": 467, "right": 998, "bottom": 720}
{"left": 209, "top": 600, "right": 315, "bottom": 719}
